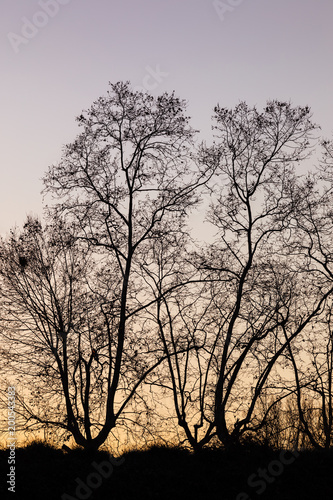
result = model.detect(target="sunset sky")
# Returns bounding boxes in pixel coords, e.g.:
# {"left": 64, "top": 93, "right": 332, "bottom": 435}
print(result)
{"left": 1, "top": 0, "right": 332, "bottom": 235}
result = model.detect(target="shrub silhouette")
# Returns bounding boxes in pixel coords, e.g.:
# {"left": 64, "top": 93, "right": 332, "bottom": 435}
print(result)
{"left": 1, "top": 440, "right": 333, "bottom": 500}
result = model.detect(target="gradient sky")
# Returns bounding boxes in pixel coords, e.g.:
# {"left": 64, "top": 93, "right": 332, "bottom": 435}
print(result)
{"left": 1, "top": 0, "right": 332, "bottom": 235}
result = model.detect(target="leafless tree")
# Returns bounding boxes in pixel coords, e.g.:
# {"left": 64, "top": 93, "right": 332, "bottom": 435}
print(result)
{"left": 196, "top": 101, "right": 333, "bottom": 447}
{"left": 284, "top": 144, "right": 333, "bottom": 449}
{"left": 0, "top": 217, "right": 93, "bottom": 444}
{"left": 31, "top": 81, "right": 213, "bottom": 450}
{"left": 134, "top": 232, "right": 221, "bottom": 451}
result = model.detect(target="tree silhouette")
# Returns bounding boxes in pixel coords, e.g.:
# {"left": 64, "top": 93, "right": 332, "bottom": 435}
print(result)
{"left": 196, "top": 101, "right": 333, "bottom": 447}
{"left": 34, "top": 81, "right": 212, "bottom": 451}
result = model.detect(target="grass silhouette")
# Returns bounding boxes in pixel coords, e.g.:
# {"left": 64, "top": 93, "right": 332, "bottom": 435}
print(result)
{"left": 1, "top": 440, "right": 333, "bottom": 499}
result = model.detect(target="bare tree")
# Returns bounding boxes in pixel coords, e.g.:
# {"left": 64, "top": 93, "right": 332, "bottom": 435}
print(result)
{"left": 134, "top": 231, "right": 221, "bottom": 452}
{"left": 0, "top": 217, "right": 94, "bottom": 444}
{"left": 284, "top": 145, "right": 333, "bottom": 449}
{"left": 31, "top": 81, "right": 213, "bottom": 450}
{"left": 196, "top": 101, "right": 332, "bottom": 447}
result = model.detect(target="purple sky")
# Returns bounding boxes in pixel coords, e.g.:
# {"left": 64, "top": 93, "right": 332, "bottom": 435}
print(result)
{"left": 1, "top": 0, "right": 333, "bottom": 235}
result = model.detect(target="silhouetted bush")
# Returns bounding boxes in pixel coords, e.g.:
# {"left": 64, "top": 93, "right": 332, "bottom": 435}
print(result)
{"left": 1, "top": 440, "right": 333, "bottom": 499}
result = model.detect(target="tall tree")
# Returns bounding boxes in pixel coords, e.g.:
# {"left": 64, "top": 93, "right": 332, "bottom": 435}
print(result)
{"left": 198, "top": 101, "right": 329, "bottom": 447}
{"left": 38, "top": 81, "right": 212, "bottom": 450}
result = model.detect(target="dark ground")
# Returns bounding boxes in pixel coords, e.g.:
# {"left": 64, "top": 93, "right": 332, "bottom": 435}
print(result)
{"left": 1, "top": 441, "right": 332, "bottom": 500}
